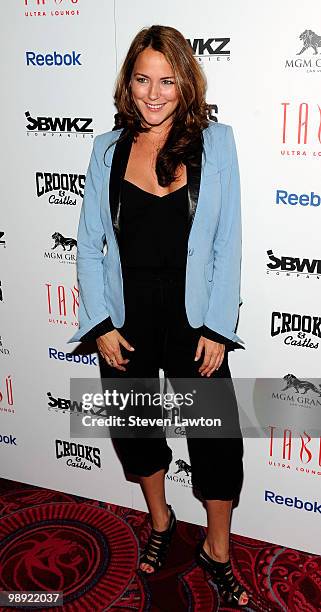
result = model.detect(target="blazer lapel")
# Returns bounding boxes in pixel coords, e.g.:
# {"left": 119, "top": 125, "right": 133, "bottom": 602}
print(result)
{"left": 108, "top": 127, "right": 203, "bottom": 243}
{"left": 186, "top": 133, "right": 203, "bottom": 234}
{"left": 109, "top": 128, "right": 134, "bottom": 244}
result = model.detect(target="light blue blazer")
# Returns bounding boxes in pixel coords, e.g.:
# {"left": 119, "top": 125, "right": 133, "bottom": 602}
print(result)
{"left": 67, "top": 121, "right": 244, "bottom": 345}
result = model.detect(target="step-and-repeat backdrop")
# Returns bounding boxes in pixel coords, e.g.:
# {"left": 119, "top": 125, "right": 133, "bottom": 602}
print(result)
{"left": 1, "top": 0, "right": 320, "bottom": 555}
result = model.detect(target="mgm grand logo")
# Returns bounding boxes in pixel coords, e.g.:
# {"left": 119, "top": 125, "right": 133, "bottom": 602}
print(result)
{"left": 44, "top": 232, "right": 77, "bottom": 265}
{"left": 285, "top": 29, "right": 321, "bottom": 72}
{"left": 253, "top": 374, "right": 321, "bottom": 434}
{"left": 281, "top": 374, "right": 321, "bottom": 399}
{"left": 166, "top": 459, "right": 192, "bottom": 488}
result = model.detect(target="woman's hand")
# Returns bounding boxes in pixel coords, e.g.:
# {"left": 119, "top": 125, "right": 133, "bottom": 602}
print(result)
{"left": 194, "top": 336, "right": 225, "bottom": 377}
{"left": 96, "top": 329, "right": 135, "bottom": 371}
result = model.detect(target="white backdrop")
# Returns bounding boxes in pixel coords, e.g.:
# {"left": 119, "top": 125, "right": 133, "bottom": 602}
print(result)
{"left": 1, "top": 0, "right": 321, "bottom": 555}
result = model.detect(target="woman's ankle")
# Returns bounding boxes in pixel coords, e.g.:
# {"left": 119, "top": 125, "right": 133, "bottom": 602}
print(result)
{"left": 203, "top": 538, "right": 229, "bottom": 563}
{"left": 151, "top": 504, "right": 171, "bottom": 531}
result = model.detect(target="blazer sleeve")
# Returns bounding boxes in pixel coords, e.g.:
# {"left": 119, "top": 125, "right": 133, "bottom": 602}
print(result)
{"left": 203, "top": 125, "right": 244, "bottom": 347}
{"left": 201, "top": 325, "right": 229, "bottom": 344}
{"left": 79, "top": 316, "right": 115, "bottom": 342}
{"left": 67, "top": 135, "right": 113, "bottom": 344}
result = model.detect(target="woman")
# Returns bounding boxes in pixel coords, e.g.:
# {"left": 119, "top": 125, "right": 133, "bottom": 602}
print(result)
{"left": 68, "top": 25, "right": 248, "bottom": 608}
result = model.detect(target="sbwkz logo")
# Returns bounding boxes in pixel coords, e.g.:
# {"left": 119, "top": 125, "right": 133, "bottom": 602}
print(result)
{"left": 55, "top": 439, "right": 101, "bottom": 470}
{"left": 186, "top": 37, "right": 230, "bottom": 62}
{"left": 266, "top": 250, "right": 321, "bottom": 279}
{"left": 26, "top": 50, "right": 82, "bottom": 66}
{"left": 284, "top": 29, "right": 321, "bottom": 73}
{"left": 275, "top": 189, "right": 320, "bottom": 206}
{"left": 47, "top": 391, "right": 73, "bottom": 414}
{"left": 26, "top": 111, "right": 93, "bottom": 137}
{"left": 271, "top": 311, "right": 320, "bottom": 349}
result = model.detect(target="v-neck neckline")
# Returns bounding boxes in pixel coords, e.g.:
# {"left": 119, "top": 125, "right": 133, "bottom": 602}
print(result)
{"left": 122, "top": 179, "right": 187, "bottom": 199}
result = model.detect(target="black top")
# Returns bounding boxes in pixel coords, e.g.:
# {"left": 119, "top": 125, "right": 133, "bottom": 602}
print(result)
{"left": 119, "top": 179, "right": 189, "bottom": 270}
{"left": 80, "top": 178, "right": 229, "bottom": 345}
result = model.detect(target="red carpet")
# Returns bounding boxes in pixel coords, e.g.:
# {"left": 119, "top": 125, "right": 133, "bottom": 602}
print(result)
{"left": 0, "top": 478, "right": 320, "bottom": 611}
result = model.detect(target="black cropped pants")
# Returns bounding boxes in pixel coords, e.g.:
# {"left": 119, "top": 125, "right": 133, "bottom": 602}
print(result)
{"left": 100, "top": 267, "right": 244, "bottom": 501}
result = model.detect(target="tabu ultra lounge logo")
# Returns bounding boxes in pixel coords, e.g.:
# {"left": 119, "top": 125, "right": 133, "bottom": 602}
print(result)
{"left": 0, "top": 375, "right": 14, "bottom": 414}
{"left": 46, "top": 281, "right": 79, "bottom": 330}
{"left": 268, "top": 425, "right": 321, "bottom": 478}
{"left": 280, "top": 102, "right": 321, "bottom": 157}
{"left": 24, "top": 0, "right": 80, "bottom": 18}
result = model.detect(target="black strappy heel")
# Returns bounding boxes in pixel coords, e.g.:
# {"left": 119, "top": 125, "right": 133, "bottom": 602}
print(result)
{"left": 139, "top": 504, "right": 177, "bottom": 575}
{"left": 195, "top": 540, "right": 250, "bottom": 608}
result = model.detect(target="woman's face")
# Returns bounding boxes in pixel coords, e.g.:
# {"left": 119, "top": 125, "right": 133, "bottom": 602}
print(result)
{"left": 130, "top": 47, "right": 179, "bottom": 129}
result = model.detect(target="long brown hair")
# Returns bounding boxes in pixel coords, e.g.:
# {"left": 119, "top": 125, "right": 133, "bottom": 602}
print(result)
{"left": 112, "top": 25, "right": 210, "bottom": 186}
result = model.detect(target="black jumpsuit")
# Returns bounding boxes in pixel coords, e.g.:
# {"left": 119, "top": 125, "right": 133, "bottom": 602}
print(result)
{"left": 95, "top": 178, "right": 244, "bottom": 500}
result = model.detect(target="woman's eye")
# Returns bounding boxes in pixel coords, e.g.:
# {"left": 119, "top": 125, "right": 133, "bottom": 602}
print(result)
{"left": 135, "top": 77, "right": 175, "bottom": 85}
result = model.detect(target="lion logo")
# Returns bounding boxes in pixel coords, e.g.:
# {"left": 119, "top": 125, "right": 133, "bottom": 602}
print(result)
{"left": 297, "top": 29, "right": 321, "bottom": 55}
{"left": 282, "top": 374, "right": 321, "bottom": 397}
{"left": 52, "top": 232, "right": 77, "bottom": 251}
{"left": 174, "top": 459, "right": 192, "bottom": 476}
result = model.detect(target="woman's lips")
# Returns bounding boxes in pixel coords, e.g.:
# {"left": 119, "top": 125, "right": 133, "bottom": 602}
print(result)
{"left": 145, "top": 102, "right": 166, "bottom": 112}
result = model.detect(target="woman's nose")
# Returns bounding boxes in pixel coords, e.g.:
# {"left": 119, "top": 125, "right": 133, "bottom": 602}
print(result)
{"left": 148, "top": 81, "right": 160, "bottom": 100}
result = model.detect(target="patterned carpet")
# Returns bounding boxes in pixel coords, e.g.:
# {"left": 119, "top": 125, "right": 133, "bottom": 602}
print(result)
{"left": 0, "top": 478, "right": 320, "bottom": 611}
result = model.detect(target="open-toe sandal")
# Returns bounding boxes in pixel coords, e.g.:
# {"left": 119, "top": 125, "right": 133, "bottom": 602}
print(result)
{"left": 195, "top": 540, "right": 250, "bottom": 608}
{"left": 139, "top": 504, "right": 176, "bottom": 575}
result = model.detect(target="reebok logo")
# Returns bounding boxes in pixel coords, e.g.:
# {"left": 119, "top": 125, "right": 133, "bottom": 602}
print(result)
{"left": 26, "top": 51, "right": 82, "bottom": 66}
{"left": 276, "top": 189, "right": 321, "bottom": 206}
{"left": 49, "top": 348, "right": 97, "bottom": 366}
{"left": 265, "top": 490, "right": 321, "bottom": 513}
{"left": 0, "top": 434, "right": 17, "bottom": 445}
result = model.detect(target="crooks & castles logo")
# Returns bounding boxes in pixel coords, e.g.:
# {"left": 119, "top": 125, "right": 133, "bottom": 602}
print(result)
{"left": 55, "top": 438, "right": 101, "bottom": 470}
